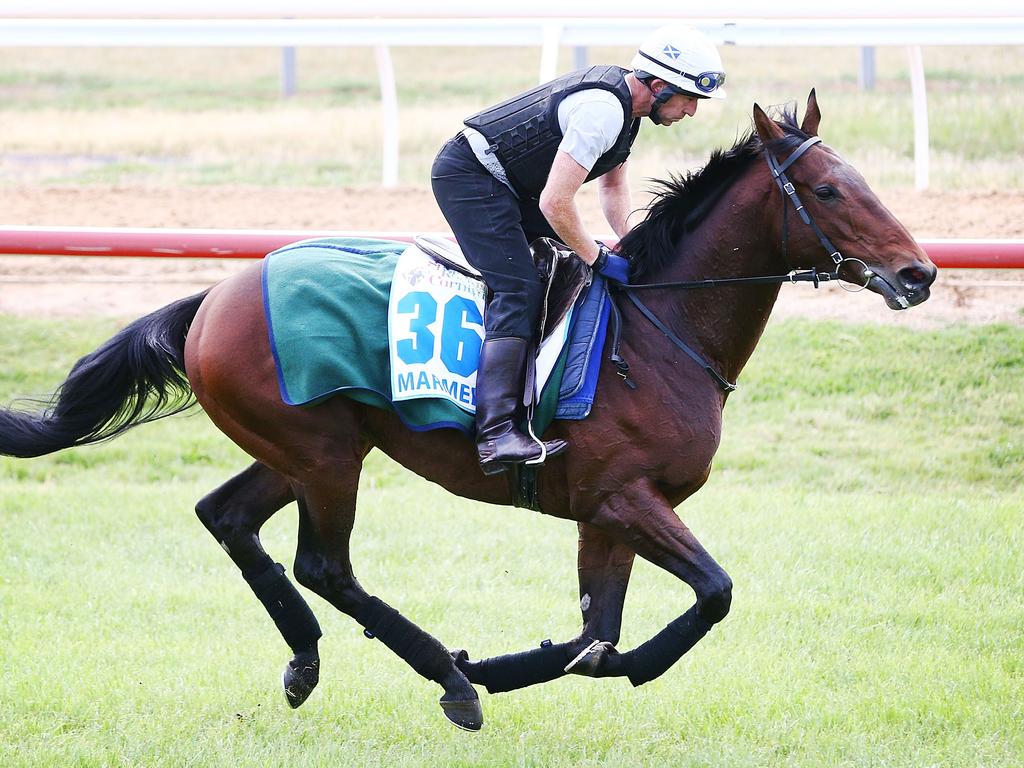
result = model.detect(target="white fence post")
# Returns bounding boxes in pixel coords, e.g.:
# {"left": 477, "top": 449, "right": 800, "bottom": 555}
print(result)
{"left": 907, "top": 45, "right": 929, "bottom": 191}
{"left": 859, "top": 46, "right": 875, "bottom": 90}
{"left": 572, "top": 45, "right": 588, "bottom": 71}
{"left": 374, "top": 45, "right": 399, "bottom": 187}
{"left": 539, "top": 23, "right": 562, "bottom": 83}
{"left": 281, "top": 46, "right": 296, "bottom": 97}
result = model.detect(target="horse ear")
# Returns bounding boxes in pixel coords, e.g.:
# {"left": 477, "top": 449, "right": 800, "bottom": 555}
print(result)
{"left": 753, "top": 103, "right": 783, "bottom": 143}
{"left": 801, "top": 88, "right": 821, "bottom": 136}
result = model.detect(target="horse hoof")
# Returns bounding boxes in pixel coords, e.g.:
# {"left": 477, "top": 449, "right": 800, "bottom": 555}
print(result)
{"left": 564, "top": 640, "right": 618, "bottom": 677}
{"left": 439, "top": 695, "right": 483, "bottom": 732}
{"left": 282, "top": 653, "right": 320, "bottom": 709}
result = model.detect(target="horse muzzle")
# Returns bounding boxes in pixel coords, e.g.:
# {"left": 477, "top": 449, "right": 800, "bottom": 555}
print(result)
{"left": 860, "top": 259, "right": 937, "bottom": 311}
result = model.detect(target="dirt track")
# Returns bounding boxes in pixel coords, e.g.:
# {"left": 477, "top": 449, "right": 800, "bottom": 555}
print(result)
{"left": 1, "top": 184, "right": 1022, "bottom": 326}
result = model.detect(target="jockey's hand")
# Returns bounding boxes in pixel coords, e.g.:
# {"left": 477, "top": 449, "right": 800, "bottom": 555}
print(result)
{"left": 593, "top": 245, "right": 630, "bottom": 283}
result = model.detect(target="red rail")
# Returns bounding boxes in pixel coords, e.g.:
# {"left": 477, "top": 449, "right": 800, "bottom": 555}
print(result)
{"left": 0, "top": 226, "right": 423, "bottom": 260}
{"left": 0, "top": 226, "right": 1022, "bottom": 268}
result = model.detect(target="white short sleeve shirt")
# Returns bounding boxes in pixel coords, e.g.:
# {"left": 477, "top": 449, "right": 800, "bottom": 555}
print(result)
{"left": 556, "top": 88, "right": 628, "bottom": 172}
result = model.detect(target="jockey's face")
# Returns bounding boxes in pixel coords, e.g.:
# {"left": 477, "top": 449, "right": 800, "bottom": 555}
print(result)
{"left": 656, "top": 90, "right": 699, "bottom": 125}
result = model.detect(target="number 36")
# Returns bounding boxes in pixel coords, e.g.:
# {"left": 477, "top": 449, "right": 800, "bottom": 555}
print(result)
{"left": 395, "top": 291, "right": 482, "bottom": 377}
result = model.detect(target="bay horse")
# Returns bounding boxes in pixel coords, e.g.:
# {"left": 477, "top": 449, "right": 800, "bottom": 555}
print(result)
{"left": 0, "top": 93, "right": 935, "bottom": 731}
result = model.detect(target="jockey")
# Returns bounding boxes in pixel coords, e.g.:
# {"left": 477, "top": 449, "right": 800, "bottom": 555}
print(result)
{"left": 431, "top": 25, "right": 726, "bottom": 476}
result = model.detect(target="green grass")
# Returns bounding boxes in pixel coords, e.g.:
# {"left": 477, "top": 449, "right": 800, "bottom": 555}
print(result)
{"left": 0, "top": 313, "right": 1021, "bottom": 766}
{"left": 0, "top": 45, "right": 1022, "bottom": 188}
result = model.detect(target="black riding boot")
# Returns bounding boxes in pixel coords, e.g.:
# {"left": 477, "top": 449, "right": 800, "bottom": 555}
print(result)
{"left": 475, "top": 336, "right": 568, "bottom": 476}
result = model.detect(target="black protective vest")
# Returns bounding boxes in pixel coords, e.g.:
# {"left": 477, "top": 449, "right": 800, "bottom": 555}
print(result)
{"left": 464, "top": 65, "right": 640, "bottom": 199}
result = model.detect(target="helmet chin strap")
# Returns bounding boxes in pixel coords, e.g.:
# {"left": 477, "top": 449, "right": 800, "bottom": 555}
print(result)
{"left": 646, "top": 82, "right": 679, "bottom": 125}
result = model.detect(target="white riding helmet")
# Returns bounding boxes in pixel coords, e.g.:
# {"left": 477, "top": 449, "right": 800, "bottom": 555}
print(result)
{"left": 631, "top": 25, "right": 727, "bottom": 100}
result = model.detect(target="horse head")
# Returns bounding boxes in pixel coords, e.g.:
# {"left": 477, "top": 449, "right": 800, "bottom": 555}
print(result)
{"left": 753, "top": 89, "right": 937, "bottom": 309}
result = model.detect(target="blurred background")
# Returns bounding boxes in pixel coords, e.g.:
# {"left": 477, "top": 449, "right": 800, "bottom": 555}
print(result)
{"left": 1, "top": 43, "right": 1021, "bottom": 190}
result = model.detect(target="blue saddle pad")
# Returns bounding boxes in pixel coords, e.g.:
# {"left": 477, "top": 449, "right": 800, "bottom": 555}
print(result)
{"left": 555, "top": 273, "right": 611, "bottom": 421}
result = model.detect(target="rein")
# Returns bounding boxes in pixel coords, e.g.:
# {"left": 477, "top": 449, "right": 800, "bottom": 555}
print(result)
{"left": 610, "top": 135, "right": 870, "bottom": 393}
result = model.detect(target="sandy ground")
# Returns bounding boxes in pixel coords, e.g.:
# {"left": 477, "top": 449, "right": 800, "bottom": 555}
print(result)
{"left": 1, "top": 184, "right": 1023, "bottom": 327}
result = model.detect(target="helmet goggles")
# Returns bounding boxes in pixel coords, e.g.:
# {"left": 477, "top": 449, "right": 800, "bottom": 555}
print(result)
{"left": 689, "top": 70, "right": 727, "bottom": 94}
{"left": 637, "top": 50, "right": 726, "bottom": 95}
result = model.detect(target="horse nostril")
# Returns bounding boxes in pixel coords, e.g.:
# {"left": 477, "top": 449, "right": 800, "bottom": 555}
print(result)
{"left": 899, "top": 264, "right": 936, "bottom": 291}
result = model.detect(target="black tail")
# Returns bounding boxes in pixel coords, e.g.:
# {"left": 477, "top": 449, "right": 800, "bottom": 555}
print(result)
{"left": 0, "top": 290, "right": 210, "bottom": 458}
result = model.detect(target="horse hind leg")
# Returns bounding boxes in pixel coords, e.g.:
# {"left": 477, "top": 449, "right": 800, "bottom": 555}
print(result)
{"left": 290, "top": 464, "right": 482, "bottom": 731}
{"left": 194, "top": 461, "right": 324, "bottom": 708}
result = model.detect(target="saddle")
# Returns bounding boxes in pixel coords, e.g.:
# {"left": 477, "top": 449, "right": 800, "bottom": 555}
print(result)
{"left": 414, "top": 235, "right": 591, "bottom": 342}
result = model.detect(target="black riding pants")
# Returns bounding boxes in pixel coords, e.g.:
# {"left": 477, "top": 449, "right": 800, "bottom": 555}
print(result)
{"left": 431, "top": 133, "right": 558, "bottom": 340}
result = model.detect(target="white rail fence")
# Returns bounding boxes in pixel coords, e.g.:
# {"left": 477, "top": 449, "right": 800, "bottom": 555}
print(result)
{"left": 2, "top": 3, "right": 1023, "bottom": 189}
{"left": 1, "top": 2, "right": 1018, "bottom": 19}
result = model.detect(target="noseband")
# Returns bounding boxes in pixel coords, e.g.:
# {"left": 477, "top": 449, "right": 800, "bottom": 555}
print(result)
{"left": 610, "top": 135, "right": 873, "bottom": 392}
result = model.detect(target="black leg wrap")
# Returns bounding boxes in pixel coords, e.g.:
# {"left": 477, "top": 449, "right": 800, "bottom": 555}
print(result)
{"left": 245, "top": 563, "right": 322, "bottom": 653}
{"left": 619, "top": 606, "right": 713, "bottom": 687}
{"left": 356, "top": 596, "right": 453, "bottom": 684}
{"left": 456, "top": 641, "right": 573, "bottom": 694}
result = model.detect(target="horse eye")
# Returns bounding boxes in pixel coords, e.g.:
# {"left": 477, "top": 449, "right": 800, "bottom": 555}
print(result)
{"left": 815, "top": 185, "right": 838, "bottom": 201}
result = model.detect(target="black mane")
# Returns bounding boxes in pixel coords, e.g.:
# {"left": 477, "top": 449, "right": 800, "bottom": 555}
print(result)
{"left": 619, "top": 106, "right": 810, "bottom": 281}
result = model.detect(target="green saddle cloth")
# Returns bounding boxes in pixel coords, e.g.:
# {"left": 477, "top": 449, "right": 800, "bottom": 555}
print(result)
{"left": 261, "top": 237, "right": 562, "bottom": 434}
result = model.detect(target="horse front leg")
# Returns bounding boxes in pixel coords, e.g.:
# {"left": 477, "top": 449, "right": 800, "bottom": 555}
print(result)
{"left": 584, "top": 480, "right": 733, "bottom": 686}
{"left": 577, "top": 521, "right": 636, "bottom": 643}
{"left": 452, "top": 522, "right": 635, "bottom": 692}
{"left": 562, "top": 522, "right": 637, "bottom": 675}
{"left": 194, "top": 462, "right": 324, "bottom": 707}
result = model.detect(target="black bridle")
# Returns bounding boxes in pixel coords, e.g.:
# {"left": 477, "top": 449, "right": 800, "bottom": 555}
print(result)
{"left": 609, "top": 135, "right": 872, "bottom": 393}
